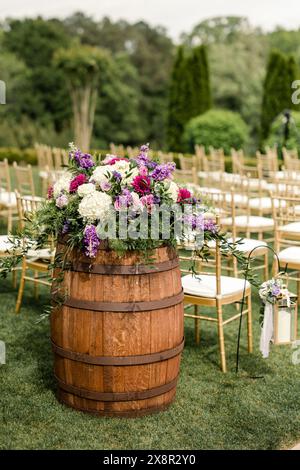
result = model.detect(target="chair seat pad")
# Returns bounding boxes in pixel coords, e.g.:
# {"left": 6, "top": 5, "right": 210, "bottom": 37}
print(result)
{"left": 0, "top": 191, "right": 17, "bottom": 207}
{"left": 231, "top": 237, "right": 267, "bottom": 252}
{"left": 278, "top": 247, "right": 300, "bottom": 264}
{"left": 222, "top": 215, "right": 274, "bottom": 229}
{"left": 279, "top": 222, "right": 300, "bottom": 235}
{"left": 249, "top": 197, "right": 285, "bottom": 210}
{"left": 182, "top": 274, "right": 250, "bottom": 298}
{"left": 27, "top": 248, "right": 54, "bottom": 260}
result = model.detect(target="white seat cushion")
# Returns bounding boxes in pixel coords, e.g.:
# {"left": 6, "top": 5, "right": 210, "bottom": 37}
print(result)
{"left": 0, "top": 191, "right": 17, "bottom": 208}
{"left": 279, "top": 222, "right": 300, "bottom": 235}
{"left": 249, "top": 197, "right": 285, "bottom": 210}
{"left": 182, "top": 274, "right": 250, "bottom": 298}
{"left": 230, "top": 237, "right": 267, "bottom": 252}
{"left": 0, "top": 235, "right": 14, "bottom": 253}
{"left": 27, "top": 248, "right": 54, "bottom": 260}
{"left": 278, "top": 247, "right": 300, "bottom": 264}
{"left": 39, "top": 170, "right": 48, "bottom": 179}
{"left": 222, "top": 215, "right": 274, "bottom": 229}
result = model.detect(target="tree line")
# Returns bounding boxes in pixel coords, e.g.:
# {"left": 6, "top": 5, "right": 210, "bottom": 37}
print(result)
{"left": 0, "top": 14, "right": 300, "bottom": 151}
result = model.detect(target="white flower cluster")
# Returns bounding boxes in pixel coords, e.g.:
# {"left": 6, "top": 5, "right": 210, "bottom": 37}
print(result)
{"left": 90, "top": 161, "right": 139, "bottom": 187}
{"left": 53, "top": 172, "right": 72, "bottom": 197}
{"left": 90, "top": 165, "right": 113, "bottom": 186}
{"left": 78, "top": 191, "right": 112, "bottom": 223}
{"left": 165, "top": 180, "right": 179, "bottom": 202}
{"left": 77, "top": 183, "right": 96, "bottom": 197}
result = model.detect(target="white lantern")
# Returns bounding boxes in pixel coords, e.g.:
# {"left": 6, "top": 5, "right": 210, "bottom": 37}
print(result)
{"left": 274, "top": 293, "right": 298, "bottom": 345}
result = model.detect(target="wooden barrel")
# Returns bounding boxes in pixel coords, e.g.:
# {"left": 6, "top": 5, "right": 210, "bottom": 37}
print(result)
{"left": 51, "top": 245, "right": 184, "bottom": 417}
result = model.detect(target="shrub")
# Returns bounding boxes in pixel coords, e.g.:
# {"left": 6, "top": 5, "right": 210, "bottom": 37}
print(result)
{"left": 183, "top": 109, "right": 249, "bottom": 155}
{"left": 0, "top": 147, "right": 37, "bottom": 164}
{"left": 264, "top": 111, "right": 300, "bottom": 154}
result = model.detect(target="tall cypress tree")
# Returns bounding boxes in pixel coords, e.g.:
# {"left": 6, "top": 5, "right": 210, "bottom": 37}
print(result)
{"left": 167, "top": 45, "right": 211, "bottom": 151}
{"left": 167, "top": 46, "right": 188, "bottom": 151}
{"left": 190, "top": 45, "right": 211, "bottom": 117}
{"left": 261, "top": 50, "right": 300, "bottom": 141}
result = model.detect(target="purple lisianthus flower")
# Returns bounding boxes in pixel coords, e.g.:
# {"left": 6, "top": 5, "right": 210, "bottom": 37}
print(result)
{"left": 83, "top": 225, "right": 100, "bottom": 258}
{"left": 151, "top": 162, "right": 176, "bottom": 181}
{"left": 100, "top": 181, "right": 112, "bottom": 192}
{"left": 56, "top": 194, "right": 68, "bottom": 209}
{"left": 114, "top": 188, "right": 133, "bottom": 210}
{"left": 112, "top": 171, "right": 122, "bottom": 183}
{"left": 135, "top": 143, "right": 157, "bottom": 170}
{"left": 203, "top": 218, "right": 218, "bottom": 234}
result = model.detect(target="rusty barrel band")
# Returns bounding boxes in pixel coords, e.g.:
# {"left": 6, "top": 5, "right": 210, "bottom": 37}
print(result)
{"left": 70, "top": 258, "right": 178, "bottom": 275}
{"left": 51, "top": 337, "right": 184, "bottom": 366}
{"left": 55, "top": 375, "right": 178, "bottom": 402}
{"left": 62, "top": 289, "right": 184, "bottom": 312}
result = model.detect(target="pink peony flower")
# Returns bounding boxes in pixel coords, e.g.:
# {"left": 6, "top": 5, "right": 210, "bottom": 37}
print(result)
{"left": 177, "top": 188, "right": 191, "bottom": 203}
{"left": 131, "top": 175, "right": 151, "bottom": 195}
{"left": 69, "top": 174, "right": 87, "bottom": 193}
{"left": 104, "top": 156, "right": 129, "bottom": 165}
{"left": 140, "top": 194, "right": 155, "bottom": 213}
{"left": 139, "top": 165, "right": 148, "bottom": 177}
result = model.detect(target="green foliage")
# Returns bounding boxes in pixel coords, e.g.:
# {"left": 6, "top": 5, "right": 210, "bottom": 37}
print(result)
{"left": 261, "top": 50, "right": 300, "bottom": 141}
{"left": 167, "top": 46, "right": 211, "bottom": 151}
{"left": 183, "top": 109, "right": 249, "bottom": 154}
{"left": 0, "top": 146, "right": 37, "bottom": 164}
{"left": 264, "top": 110, "right": 300, "bottom": 153}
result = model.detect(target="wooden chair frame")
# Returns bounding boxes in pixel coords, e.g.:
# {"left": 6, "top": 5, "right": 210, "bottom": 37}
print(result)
{"left": 179, "top": 217, "right": 253, "bottom": 373}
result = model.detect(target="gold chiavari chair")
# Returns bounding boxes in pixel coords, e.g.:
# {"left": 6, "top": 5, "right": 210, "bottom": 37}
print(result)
{"left": 272, "top": 193, "right": 300, "bottom": 300}
{"left": 202, "top": 189, "right": 269, "bottom": 280}
{"left": 257, "top": 150, "right": 279, "bottom": 181}
{"left": 0, "top": 158, "right": 17, "bottom": 232}
{"left": 282, "top": 147, "right": 299, "bottom": 171}
{"left": 13, "top": 161, "right": 36, "bottom": 198}
{"left": 179, "top": 215, "right": 253, "bottom": 373}
{"left": 15, "top": 191, "right": 54, "bottom": 313}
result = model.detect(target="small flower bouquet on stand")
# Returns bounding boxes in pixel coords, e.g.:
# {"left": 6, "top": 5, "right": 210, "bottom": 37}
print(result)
{"left": 259, "top": 277, "right": 298, "bottom": 357}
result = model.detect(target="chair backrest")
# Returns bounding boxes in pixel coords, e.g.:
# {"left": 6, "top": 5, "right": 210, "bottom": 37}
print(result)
{"left": 257, "top": 150, "right": 279, "bottom": 180}
{"left": 15, "top": 191, "right": 44, "bottom": 231}
{"left": 208, "top": 147, "right": 225, "bottom": 172}
{"left": 282, "top": 147, "right": 299, "bottom": 170}
{"left": 178, "top": 214, "right": 222, "bottom": 296}
{"left": 173, "top": 166, "right": 198, "bottom": 185}
{"left": 0, "top": 158, "right": 11, "bottom": 193}
{"left": 271, "top": 193, "right": 300, "bottom": 251}
{"left": 179, "top": 154, "right": 197, "bottom": 171}
{"left": 13, "top": 162, "right": 35, "bottom": 197}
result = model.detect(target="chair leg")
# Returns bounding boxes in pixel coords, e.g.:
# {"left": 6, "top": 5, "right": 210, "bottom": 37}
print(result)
{"left": 7, "top": 208, "right": 12, "bottom": 233}
{"left": 297, "top": 273, "right": 300, "bottom": 302}
{"left": 217, "top": 304, "right": 227, "bottom": 372}
{"left": 34, "top": 271, "right": 39, "bottom": 299}
{"left": 264, "top": 252, "right": 269, "bottom": 281}
{"left": 247, "top": 292, "right": 253, "bottom": 353}
{"left": 194, "top": 305, "right": 200, "bottom": 345}
{"left": 15, "top": 258, "right": 26, "bottom": 313}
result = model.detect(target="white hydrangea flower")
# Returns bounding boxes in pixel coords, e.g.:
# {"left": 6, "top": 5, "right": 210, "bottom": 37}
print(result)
{"left": 110, "top": 160, "right": 139, "bottom": 184}
{"left": 77, "top": 183, "right": 96, "bottom": 197}
{"left": 90, "top": 165, "right": 113, "bottom": 186}
{"left": 53, "top": 172, "right": 72, "bottom": 197}
{"left": 78, "top": 191, "right": 112, "bottom": 222}
{"left": 165, "top": 180, "right": 179, "bottom": 202}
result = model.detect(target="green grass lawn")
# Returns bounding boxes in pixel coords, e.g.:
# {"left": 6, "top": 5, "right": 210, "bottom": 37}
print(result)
{"left": 0, "top": 272, "right": 300, "bottom": 450}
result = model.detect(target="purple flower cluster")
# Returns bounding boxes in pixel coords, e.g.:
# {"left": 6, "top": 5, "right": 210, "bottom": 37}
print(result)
{"left": 135, "top": 143, "right": 157, "bottom": 170}
{"left": 62, "top": 220, "right": 70, "bottom": 235}
{"left": 114, "top": 188, "right": 133, "bottom": 210}
{"left": 71, "top": 149, "right": 95, "bottom": 169}
{"left": 112, "top": 171, "right": 122, "bottom": 183}
{"left": 272, "top": 285, "right": 281, "bottom": 296}
{"left": 183, "top": 214, "right": 218, "bottom": 233}
{"left": 151, "top": 162, "right": 176, "bottom": 181}
{"left": 83, "top": 225, "right": 100, "bottom": 258}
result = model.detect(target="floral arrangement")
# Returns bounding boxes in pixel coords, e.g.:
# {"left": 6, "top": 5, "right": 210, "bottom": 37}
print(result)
{"left": 28, "top": 142, "right": 223, "bottom": 258}
{"left": 0, "top": 142, "right": 249, "bottom": 291}
{"left": 259, "top": 278, "right": 291, "bottom": 305}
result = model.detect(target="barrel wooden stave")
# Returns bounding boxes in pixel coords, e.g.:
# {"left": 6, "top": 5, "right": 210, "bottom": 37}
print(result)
{"left": 51, "top": 246, "right": 184, "bottom": 417}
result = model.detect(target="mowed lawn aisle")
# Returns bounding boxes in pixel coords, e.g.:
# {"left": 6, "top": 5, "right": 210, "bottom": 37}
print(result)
{"left": 0, "top": 273, "right": 300, "bottom": 450}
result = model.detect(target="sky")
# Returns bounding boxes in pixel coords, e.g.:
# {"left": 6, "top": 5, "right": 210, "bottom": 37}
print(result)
{"left": 0, "top": 0, "right": 300, "bottom": 39}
